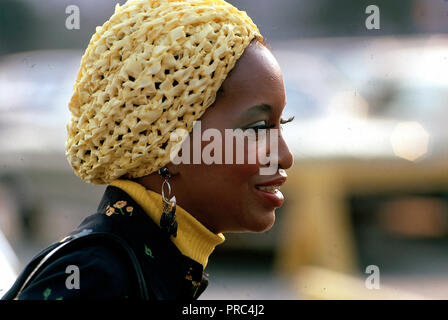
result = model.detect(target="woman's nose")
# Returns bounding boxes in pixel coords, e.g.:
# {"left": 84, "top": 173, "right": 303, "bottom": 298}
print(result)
{"left": 278, "top": 132, "right": 294, "bottom": 171}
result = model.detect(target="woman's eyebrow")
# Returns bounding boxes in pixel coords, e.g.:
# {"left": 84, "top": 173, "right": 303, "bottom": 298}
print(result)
{"left": 234, "top": 104, "right": 272, "bottom": 129}
{"left": 242, "top": 103, "right": 272, "bottom": 118}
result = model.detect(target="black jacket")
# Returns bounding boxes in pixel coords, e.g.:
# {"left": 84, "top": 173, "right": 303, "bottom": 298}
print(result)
{"left": 4, "top": 186, "right": 209, "bottom": 300}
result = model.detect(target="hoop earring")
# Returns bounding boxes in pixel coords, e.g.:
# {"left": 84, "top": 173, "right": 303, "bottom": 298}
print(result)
{"left": 158, "top": 167, "right": 178, "bottom": 238}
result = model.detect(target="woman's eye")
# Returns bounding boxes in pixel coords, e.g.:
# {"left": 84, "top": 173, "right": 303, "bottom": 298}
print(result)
{"left": 243, "top": 116, "right": 294, "bottom": 132}
{"left": 244, "top": 120, "right": 272, "bottom": 131}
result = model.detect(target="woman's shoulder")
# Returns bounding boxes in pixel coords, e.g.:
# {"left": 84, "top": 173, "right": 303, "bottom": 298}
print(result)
{"left": 15, "top": 231, "right": 141, "bottom": 300}
{"left": 6, "top": 195, "right": 145, "bottom": 300}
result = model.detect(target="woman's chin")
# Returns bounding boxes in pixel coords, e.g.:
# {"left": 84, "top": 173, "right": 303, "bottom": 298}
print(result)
{"left": 246, "top": 209, "right": 276, "bottom": 233}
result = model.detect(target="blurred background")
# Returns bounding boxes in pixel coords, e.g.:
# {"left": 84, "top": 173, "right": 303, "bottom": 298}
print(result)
{"left": 1, "top": 0, "right": 448, "bottom": 299}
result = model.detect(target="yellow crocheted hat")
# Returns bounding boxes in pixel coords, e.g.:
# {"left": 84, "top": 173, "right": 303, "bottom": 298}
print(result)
{"left": 66, "top": 0, "right": 262, "bottom": 184}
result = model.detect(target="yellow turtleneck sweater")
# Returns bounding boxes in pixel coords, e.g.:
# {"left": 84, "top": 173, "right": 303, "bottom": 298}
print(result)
{"left": 110, "top": 180, "right": 225, "bottom": 268}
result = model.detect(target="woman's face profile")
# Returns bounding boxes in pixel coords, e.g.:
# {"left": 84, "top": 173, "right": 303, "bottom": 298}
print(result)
{"left": 160, "top": 40, "right": 294, "bottom": 233}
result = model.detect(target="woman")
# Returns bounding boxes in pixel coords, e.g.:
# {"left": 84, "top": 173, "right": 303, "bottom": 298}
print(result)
{"left": 5, "top": 0, "right": 293, "bottom": 300}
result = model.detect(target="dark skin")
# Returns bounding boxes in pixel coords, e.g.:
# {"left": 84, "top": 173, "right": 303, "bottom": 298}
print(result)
{"left": 136, "top": 40, "right": 294, "bottom": 234}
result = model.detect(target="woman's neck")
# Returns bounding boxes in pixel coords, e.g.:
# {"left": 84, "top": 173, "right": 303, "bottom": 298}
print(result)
{"left": 111, "top": 179, "right": 225, "bottom": 267}
{"left": 134, "top": 174, "right": 222, "bottom": 234}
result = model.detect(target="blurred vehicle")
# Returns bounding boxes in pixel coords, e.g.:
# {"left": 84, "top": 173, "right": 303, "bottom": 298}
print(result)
{"left": 274, "top": 35, "right": 448, "bottom": 299}
{"left": 276, "top": 34, "right": 448, "bottom": 161}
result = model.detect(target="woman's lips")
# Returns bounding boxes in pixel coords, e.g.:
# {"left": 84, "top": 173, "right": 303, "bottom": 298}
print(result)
{"left": 254, "top": 176, "right": 287, "bottom": 208}
{"left": 254, "top": 186, "right": 285, "bottom": 207}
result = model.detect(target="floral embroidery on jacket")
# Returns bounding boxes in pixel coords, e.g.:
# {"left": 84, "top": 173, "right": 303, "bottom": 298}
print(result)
{"left": 105, "top": 202, "right": 134, "bottom": 217}
{"left": 105, "top": 205, "right": 115, "bottom": 216}
{"left": 42, "top": 287, "right": 63, "bottom": 300}
{"left": 184, "top": 267, "right": 202, "bottom": 298}
{"left": 114, "top": 201, "right": 127, "bottom": 209}
{"left": 144, "top": 244, "right": 154, "bottom": 258}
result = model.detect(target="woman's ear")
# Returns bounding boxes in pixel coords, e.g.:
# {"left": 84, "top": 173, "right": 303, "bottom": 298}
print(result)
{"left": 165, "top": 163, "right": 181, "bottom": 177}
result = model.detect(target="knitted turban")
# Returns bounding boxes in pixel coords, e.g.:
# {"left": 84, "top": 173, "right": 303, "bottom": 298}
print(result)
{"left": 66, "top": 0, "right": 262, "bottom": 184}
